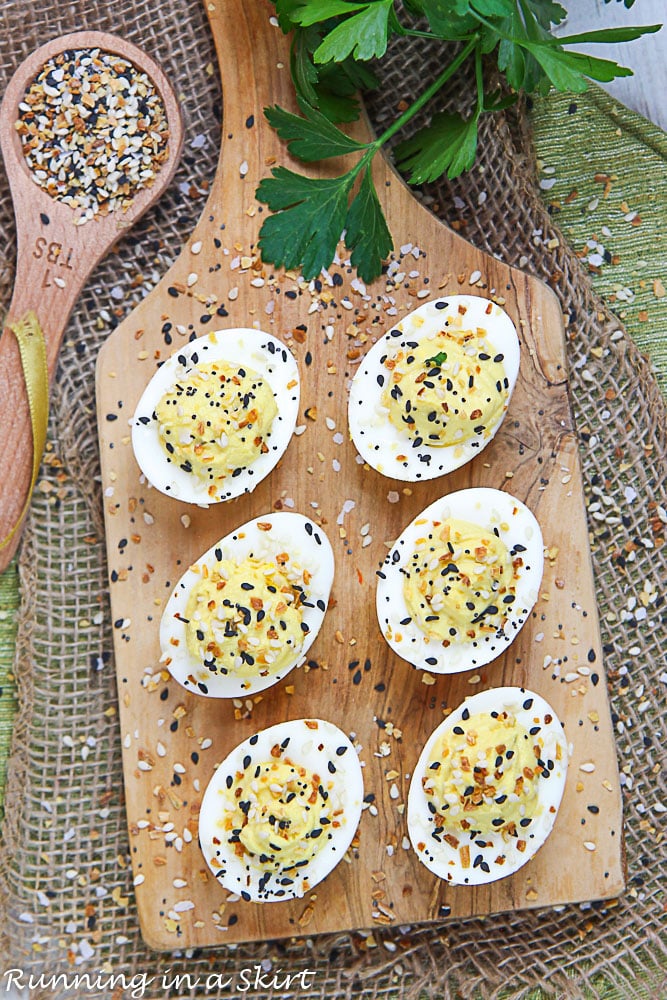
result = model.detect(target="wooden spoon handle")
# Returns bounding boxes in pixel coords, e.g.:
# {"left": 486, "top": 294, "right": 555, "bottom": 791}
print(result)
{"left": 0, "top": 217, "right": 87, "bottom": 568}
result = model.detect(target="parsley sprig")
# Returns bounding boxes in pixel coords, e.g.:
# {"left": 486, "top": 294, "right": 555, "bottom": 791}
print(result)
{"left": 257, "top": 0, "right": 660, "bottom": 282}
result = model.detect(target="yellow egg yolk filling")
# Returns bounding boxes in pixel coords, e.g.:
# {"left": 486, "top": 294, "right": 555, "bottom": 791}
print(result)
{"left": 381, "top": 326, "right": 508, "bottom": 448}
{"left": 402, "top": 517, "right": 518, "bottom": 644}
{"left": 424, "top": 711, "right": 541, "bottom": 839}
{"left": 185, "top": 557, "right": 306, "bottom": 679}
{"left": 155, "top": 360, "right": 277, "bottom": 486}
{"left": 223, "top": 758, "right": 333, "bottom": 871}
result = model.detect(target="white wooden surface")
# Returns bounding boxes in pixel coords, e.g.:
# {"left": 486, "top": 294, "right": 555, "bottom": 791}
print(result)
{"left": 556, "top": 0, "right": 667, "bottom": 131}
{"left": 1, "top": 2, "right": 665, "bottom": 997}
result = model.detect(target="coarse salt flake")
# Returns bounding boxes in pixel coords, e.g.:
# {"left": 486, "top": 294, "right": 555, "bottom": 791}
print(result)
{"left": 337, "top": 499, "right": 356, "bottom": 524}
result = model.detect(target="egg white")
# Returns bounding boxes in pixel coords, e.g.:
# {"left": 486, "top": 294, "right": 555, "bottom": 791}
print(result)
{"left": 376, "top": 487, "right": 543, "bottom": 674}
{"left": 131, "top": 328, "right": 299, "bottom": 504}
{"left": 160, "top": 512, "right": 334, "bottom": 698}
{"left": 348, "top": 295, "right": 520, "bottom": 482}
{"left": 407, "top": 686, "right": 569, "bottom": 886}
{"left": 199, "top": 718, "right": 364, "bottom": 902}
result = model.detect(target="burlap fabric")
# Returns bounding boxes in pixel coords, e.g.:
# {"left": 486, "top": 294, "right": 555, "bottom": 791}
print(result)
{"left": 1, "top": 2, "right": 665, "bottom": 998}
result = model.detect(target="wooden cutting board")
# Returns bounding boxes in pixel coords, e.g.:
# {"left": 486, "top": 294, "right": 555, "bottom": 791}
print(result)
{"left": 96, "top": 0, "right": 624, "bottom": 951}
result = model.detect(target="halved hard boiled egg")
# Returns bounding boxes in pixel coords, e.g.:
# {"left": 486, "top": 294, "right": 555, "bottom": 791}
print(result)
{"left": 376, "top": 488, "right": 543, "bottom": 674}
{"left": 348, "top": 295, "right": 520, "bottom": 481}
{"left": 199, "top": 718, "right": 364, "bottom": 902}
{"left": 132, "top": 328, "right": 299, "bottom": 504}
{"left": 407, "top": 686, "right": 569, "bottom": 886}
{"left": 159, "top": 512, "right": 334, "bottom": 698}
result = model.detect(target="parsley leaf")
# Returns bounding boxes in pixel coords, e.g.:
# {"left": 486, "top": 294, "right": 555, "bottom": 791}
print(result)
{"left": 290, "top": 25, "right": 324, "bottom": 107}
{"left": 289, "top": 0, "right": 370, "bottom": 26}
{"left": 421, "top": 0, "right": 478, "bottom": 38}
{"left": 257, "top": 162, "right": 393, "bottom": 281}
{"left": 469, "top": 0, "right": 516, "bottom": 15}
{"left": 395, "top": 111, "right": 479, "bottom": 182}
{"left": 345, "top": 169, "right": 393, "bottom": 281}
{"left": 314, "top": 0, "right": 395, "bottom": 63}
{"left": 524, "top": 43, "right": 633, "bottom": 90}
{"left": 312, "top": 58, "right": 380, "bottom": 122}
{"left": 264, "top": 102, "right": 369, "bottom": 160}
{"left": 526, "top": 0, "right": 567, "bottom": 29}
{"left": 290, "top": 27, "right": 368, "bottom": 122}
{"left": 555, "top": 24, "right": 661, "bottom": 46}
{"left": 257, "top": 167, "right": 353, "bottom": 278}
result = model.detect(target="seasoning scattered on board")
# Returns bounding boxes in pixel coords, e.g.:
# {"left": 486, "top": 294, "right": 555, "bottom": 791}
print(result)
{"left": 15, "top": 48, "right": 170, "bottom": 220}
{"left": 98, "top": 221, "right": 624, "bottom": 943}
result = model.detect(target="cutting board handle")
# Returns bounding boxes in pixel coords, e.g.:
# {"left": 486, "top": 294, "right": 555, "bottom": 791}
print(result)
{"left": 203, "top": 1, "right": 361, "bottom": 207}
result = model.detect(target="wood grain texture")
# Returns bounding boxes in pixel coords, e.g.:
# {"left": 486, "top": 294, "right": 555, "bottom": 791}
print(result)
{"left": 0, "top": 30, "right": 183, "bottom": 570}
{"left": 96, "top": 0, "right": 624, "bottom": 952}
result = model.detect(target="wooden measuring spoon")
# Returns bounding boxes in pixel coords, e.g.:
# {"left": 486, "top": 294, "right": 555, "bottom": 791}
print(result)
{"left": 97, "top": 0, "right": 623, "bottom": 951}
{"left": 0, "top": 30, "right": 183, "bottom": 571}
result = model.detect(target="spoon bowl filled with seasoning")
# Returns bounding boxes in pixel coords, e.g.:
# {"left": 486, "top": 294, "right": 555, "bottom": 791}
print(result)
{"left": 0, "top": 30, "right": 183, "bottom": 570}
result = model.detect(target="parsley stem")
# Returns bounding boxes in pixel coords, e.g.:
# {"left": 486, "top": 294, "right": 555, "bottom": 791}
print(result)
{"left": 342, "top": 35, "right": 479, "bottom": 195}
{"left": 371, "top": 36, "right": 479, "bottom": 150}
{"left": 474, "top": 46, "right": 484, "bottom": 117}
{"left": 398, "top": 28, "right": 442, "bottom": 40}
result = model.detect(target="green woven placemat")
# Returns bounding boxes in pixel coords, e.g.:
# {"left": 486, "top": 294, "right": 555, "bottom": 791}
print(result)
{"left": 530, "top": 86, "right": 667, "bottom": 394}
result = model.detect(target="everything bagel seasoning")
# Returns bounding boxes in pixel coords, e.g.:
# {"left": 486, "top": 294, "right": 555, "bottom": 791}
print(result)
{"left": 15, "top": 47, "right": 170, "bottom": 221}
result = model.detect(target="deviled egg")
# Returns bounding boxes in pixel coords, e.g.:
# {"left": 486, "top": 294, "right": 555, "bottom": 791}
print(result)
{"left": 160, "top": 512, "right": 334, "bottom": 698}
{"left": 407, "top": 686, "right": 568, "bottom": 885}
{"left": 348, "top": 295, "right": 520, "bottom": 481}
{"left": 199, "top": 718, "right": 364, "bottom": 902}
{"left": 376, "top": 488, "right": 543, "bottom": 674}
{"left": 132, "top": 328, "right": 299, "bottom": 504}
